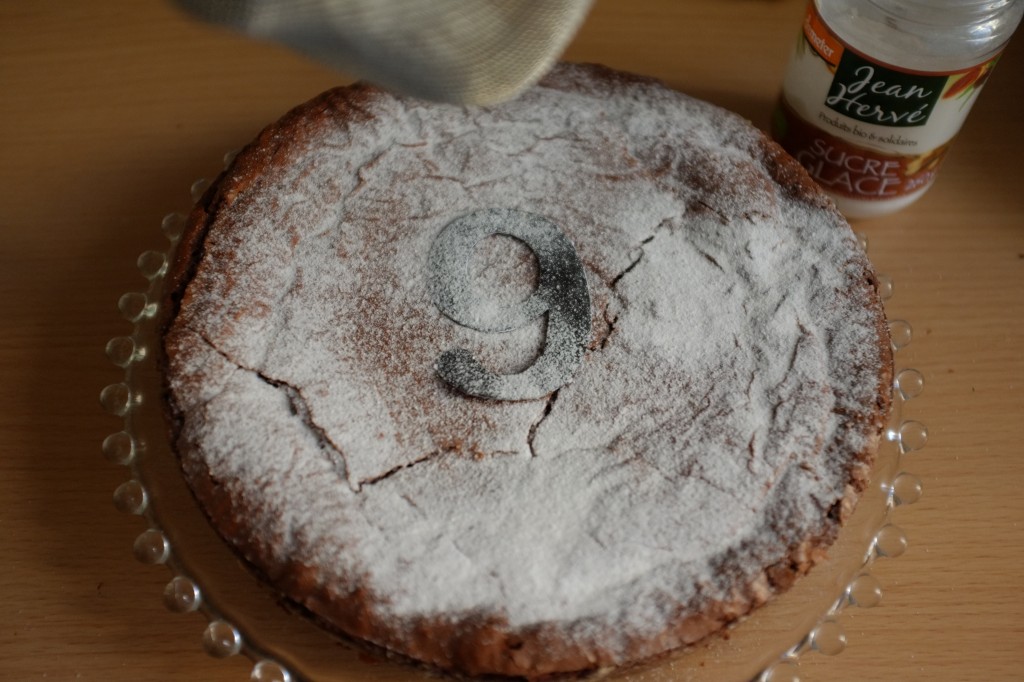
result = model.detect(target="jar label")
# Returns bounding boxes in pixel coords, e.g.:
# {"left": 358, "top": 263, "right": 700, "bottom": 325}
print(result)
{"left": 774, "top": 1, "right": 1004, "bottom": 201}
{"left": 826, "top": 50, "right": 946, "bottom": 128}
{"left": 774, "top": 98, "right": 948, "bottom": 200}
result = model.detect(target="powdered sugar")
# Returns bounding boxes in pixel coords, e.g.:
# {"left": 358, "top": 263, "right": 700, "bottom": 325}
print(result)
{"left": 164, "top": 64, "right": 890, "bottom": 665}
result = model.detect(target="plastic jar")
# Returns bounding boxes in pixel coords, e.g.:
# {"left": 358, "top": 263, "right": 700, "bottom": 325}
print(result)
{"left": 772, "top": 0, "right": 1024, "bottom": 218}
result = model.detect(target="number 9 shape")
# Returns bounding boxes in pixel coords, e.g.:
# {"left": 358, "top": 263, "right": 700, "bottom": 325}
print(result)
{"left": 427, "top": 208, "right": 592, "bottom": 401}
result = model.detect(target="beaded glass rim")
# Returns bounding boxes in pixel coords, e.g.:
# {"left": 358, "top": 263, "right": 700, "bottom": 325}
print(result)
{"left": 101, "top": 159, "right": 926, "bottom": 682}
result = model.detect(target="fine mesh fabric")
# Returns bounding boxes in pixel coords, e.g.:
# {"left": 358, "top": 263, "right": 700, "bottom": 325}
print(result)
{"left": 175, "top": 0, "right": 594, "bottom": 104}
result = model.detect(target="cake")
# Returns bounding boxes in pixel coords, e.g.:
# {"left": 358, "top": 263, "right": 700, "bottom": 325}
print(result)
{"left": 161, "top": 63, "right": 893, "bottom": 678}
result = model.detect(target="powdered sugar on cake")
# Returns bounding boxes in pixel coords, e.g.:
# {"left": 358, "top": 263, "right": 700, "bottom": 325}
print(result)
{"left": 164, "top": 64, "right": 890, "bottom": 668}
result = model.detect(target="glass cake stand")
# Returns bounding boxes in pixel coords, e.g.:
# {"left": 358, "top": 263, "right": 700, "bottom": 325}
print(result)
{"left": 100, "top": 168, "right": 927, "bottom": 682}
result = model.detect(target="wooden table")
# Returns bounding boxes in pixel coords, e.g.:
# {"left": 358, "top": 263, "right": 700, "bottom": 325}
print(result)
{"left": 3, "top": 1, "right": 1022, "bottom": 680}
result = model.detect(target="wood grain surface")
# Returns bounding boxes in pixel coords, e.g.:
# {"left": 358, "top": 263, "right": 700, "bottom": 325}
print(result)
{"left": 2, "top": 1, "right": 1022, "bottom": 680}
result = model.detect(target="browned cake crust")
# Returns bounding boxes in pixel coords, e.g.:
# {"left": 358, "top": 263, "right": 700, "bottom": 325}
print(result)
{"left": 161, "top": 63, "right": 892, "bottom": 679}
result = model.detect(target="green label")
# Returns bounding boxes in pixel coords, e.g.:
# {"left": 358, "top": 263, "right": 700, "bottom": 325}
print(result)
{"left": 825, "top": 50, "right": 945, "bottom": 128}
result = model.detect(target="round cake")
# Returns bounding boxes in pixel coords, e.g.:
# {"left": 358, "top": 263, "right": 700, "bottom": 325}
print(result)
{"left": 162, "top": 63, "right": 892, "bottom": 678}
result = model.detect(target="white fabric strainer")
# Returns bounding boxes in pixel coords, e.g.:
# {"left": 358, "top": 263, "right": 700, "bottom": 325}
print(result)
{"left": 174, "top": 0, "right": 594, "bottom": 104}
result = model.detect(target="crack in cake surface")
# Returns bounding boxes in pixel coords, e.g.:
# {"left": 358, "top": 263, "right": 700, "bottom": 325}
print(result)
{"left": 187, "top": 326, "right": 355, "bottom": 487}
